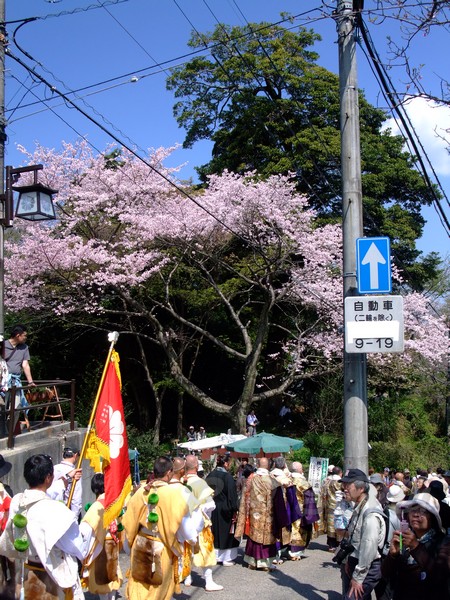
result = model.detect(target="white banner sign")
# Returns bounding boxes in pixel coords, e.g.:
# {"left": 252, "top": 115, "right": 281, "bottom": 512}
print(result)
{"left": 308, "top": 456, "right": 329, "bottom": 494}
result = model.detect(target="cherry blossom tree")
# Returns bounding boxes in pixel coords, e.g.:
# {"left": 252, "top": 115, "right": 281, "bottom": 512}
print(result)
{"left": 5, "top": 141, "right": 448, "bottom": 433}
{"left": 367, "top": 1, "right": 450, "bottom": 106}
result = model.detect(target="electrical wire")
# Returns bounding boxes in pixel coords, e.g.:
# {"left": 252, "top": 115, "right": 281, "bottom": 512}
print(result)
{"left": 1, "top": 0, "right": 131, "bottom": 25}
{"left": 173, "top": 0, "right": 340, "bottom": 211}
{"left": 6, "top": 3, "right": 447, "bottom": 315}
{"left": 357, "top": 13, "right": 450, "bottom": 235}
{"left": 7, "top": 61, "right": 194, "bottom": 125}
{"left": 179, "top": 0, "right": 450, "bottom": 265}
{"left": 95, "top": 0, "right": 169, "bottom": 73}
{"left": 6, "top": 58, "right": 341, "bottom": 323}
{"left": 201, "top": 2, "right": 448, "bottom": 312}
{"left": 357, "top": 41, "right": 450, "bottom": 242}
{"left": 6, "top": 6, "right": 330, "bottom": 119}
{"left": 6, "top": 48, "right": 249, "bottom": 244}
{"left": 8, "top": 43, "right": 339, "bottom": 323}
{"left": 171, "top": 2, "right": 447, "bottom": 313}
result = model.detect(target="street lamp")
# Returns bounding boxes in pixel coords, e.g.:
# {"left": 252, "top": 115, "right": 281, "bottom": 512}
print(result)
{"left": 2, "top": 164, "right": 57, "bottom": 227}
{"left": 0, "top": 163, "right": 57, "bottom": 335}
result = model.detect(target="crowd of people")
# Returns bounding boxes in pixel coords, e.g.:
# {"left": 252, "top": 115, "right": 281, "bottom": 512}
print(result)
{"left": 0, "top": 449, "right": 321, "bottom": 599}
{"left": 0, "top": 450, "right": 449, "bottom": 599}
{"left": 320, "top": 464, "right": 450, "bottom": 600}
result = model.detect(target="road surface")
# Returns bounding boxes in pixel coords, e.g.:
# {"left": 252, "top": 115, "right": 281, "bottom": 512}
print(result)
{"left": 85, "top": 534, "right": 343, "bottom": 600}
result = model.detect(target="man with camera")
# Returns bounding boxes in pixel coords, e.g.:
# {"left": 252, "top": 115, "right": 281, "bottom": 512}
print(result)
{"left": 335, "top": 468, "right": 386, "bottom": 600}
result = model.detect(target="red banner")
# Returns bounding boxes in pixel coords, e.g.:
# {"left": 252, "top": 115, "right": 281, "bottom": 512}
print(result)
{"left": 87, "top": 351, "right": 131, "bottom": 527}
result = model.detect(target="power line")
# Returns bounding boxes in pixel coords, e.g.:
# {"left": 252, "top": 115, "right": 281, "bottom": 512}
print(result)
{"left": 169, "top": 3, "right": 445, "bottom": 315}
{"left": 2, "top": 0, "right": 131, "bottom": 25}
{"left": 357, "top": 13, "right": 450, "bottom": 236}
{"left": 4, "top": 12, "right": 345, "bottom": 318}
{"left": 6, "top": 49, "right": 248, "bottom": 244}
{"left": 172, "top": 0, "right": 341, "bottom": 210}
{"left": 95, "top": 0, "right": 168, "bottom": 72}
{"left": 6, "top": 55, "right": 341, "bottom": 319}
{"left": 4, "top": 4, "right": 446, "bottom": 314}
{"left": 6, "top": 10, "right": 324, "bottom": 119}
{"left": 191, "top": 3, "right": 448, "bottom": 316}
{"left": 7, "top": 62, "right": 190, "bottom": 125}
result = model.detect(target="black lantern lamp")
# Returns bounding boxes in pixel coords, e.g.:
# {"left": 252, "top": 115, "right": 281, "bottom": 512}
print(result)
{"left": 1, "top": 164, "right": 57, "bottom": 227}
{"left": 15, "top": 181, "right": 57, "bottom": 221}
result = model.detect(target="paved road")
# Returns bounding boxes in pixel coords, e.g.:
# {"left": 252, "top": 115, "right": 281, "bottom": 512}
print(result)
{"left": 85, "top": 535, "right": 343, "bottom": 600}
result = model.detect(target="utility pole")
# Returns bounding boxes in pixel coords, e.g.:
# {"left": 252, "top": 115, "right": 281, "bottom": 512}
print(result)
{"left": 0, "top": 0, "right": 6, "bottom": 438}
{"left": 335, "top": 1, "right": 368, "bottom": 472}
{"left": 0, "top": 0, "right": 5, "bottom": 337}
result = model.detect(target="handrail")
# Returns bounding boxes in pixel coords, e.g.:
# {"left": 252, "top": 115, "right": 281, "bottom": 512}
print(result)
{"left": 2, "top": 379, "right": 76, "bottom": 449}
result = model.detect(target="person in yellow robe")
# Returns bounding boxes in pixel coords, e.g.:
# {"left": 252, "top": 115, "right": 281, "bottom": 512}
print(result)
{"left": 184, "top": 454, "right": 223, "bottom": 591}
{"left": 320, "top": 466, "right": 343, "bottom": 551}
{"left": 289, "top": 462, "right": 320, "bottom": 559}
{"left": 81, "top": 473, "right": 123, "bottom": 600}
{"left": 123, "top": 456, "right": 199, "bottom": 600}
{"left": 234, "top": 457, "right": 281, "bottom": 571}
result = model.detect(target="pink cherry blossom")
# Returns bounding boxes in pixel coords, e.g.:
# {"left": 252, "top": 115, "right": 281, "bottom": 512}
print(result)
{"left": 5, "top": 142, "right": 447, "bottom": 428}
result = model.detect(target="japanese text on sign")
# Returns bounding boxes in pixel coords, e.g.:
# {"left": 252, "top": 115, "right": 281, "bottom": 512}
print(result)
{"left": 345, "top": 295, "right": 404, "bottom": 353}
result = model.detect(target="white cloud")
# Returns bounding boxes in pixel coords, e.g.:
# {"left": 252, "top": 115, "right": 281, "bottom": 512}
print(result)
{"left": 382, "top": 96, "right": 450, "bottom": 176}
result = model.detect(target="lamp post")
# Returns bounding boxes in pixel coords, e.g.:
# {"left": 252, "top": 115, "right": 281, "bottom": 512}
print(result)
{"left": 0, "top": 164, "right": 57, "bottom": 335}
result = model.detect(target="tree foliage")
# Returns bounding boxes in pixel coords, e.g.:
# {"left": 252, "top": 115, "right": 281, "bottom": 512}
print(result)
{"left": 5, "top": 142, "right": 448, "bottom": 435}
{"left": 166, "top": 18, "right": 441, "bottom": 286}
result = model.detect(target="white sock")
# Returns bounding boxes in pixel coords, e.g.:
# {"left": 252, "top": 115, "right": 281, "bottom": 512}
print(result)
{"left": 204, "top": 568, "right": 213, "bottom": 586}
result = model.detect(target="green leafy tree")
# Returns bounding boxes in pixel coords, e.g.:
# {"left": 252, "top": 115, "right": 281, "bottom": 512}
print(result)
{"left": 166, "top": 19, "right": 440, "bottom": 286}
{"left": 7, "top": 143, "right": 447, "bottom": 438}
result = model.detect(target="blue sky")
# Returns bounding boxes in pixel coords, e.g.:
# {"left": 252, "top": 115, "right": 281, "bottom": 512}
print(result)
{"left": 5, "top": 0, "right": 449, "bottom": 258}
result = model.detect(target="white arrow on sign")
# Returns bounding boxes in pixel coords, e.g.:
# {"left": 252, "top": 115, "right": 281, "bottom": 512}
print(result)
{"left": 361, "top": 242, "right": 386, "bottom": 289}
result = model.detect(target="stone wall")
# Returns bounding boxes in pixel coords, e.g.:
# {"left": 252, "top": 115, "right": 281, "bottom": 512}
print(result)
{"left": 0, "top": 423, "right": 96, "bottom": 511}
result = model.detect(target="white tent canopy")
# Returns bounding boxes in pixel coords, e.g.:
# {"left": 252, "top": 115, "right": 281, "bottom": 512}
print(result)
{"left": 178, "top": 433, "right": 246, "bottom": 452}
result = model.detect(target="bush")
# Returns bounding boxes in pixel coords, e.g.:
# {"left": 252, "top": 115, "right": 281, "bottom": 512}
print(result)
{"left": 369, "top": 437, "right": 450, "bottom": 472}
{"left": 302, "top": 432, "right": 344, "bottom": 466}
{"left": 127, "top": 427, "right": 172, "bottom": 481}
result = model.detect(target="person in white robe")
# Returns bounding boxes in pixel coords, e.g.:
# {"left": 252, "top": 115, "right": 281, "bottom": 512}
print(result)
{"left": 0, "top": 454, "right": 93, "bottom": 600}
{"left": 47, "top": 447, "right": 83, "bottom": 519}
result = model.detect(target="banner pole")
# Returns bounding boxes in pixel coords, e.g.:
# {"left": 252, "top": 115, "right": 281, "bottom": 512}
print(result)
{"left": 66, "top": 331, "right": 119, "bottom": 509}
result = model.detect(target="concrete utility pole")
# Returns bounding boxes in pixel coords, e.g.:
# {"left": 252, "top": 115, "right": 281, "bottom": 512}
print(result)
{"left": 335, "top": 1, "right": 368, "bottom": 472}
{"left": 0, "top": 0, "right": 5, "bottom": 337}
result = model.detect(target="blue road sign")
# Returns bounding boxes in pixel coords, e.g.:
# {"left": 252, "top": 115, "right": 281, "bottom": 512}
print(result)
{"left": 356, "top": 237, "right": 392, "bottom": 294}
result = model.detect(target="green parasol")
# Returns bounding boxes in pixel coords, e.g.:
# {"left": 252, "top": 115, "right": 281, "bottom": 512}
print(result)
{"left": 225, "top": 431, "right": 303, "bottom": 454}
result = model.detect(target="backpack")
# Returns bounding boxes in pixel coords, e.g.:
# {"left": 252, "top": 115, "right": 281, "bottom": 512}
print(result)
{"left": 364, "top": 506, "right": 391, "bottom": 557}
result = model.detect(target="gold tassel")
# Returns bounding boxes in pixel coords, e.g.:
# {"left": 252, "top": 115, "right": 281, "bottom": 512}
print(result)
{"left": 173, "top": 555, "right": 181, "bottom": 594}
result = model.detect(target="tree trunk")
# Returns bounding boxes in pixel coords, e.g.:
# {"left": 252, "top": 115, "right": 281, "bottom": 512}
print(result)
{"left": 176, "top": 390, "right": 183, "bottom": 441}
{"left": 133, "top": 330, "right": 162, "bottom": 445}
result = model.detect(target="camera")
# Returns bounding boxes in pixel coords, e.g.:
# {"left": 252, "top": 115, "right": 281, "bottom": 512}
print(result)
{"left": 332, "top": 538, "right": 355, "bottom": 565}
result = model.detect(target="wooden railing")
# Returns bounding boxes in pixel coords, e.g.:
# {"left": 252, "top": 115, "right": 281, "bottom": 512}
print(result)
{"left": 2, "top": 379, "right": 76, "bottom": 449}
